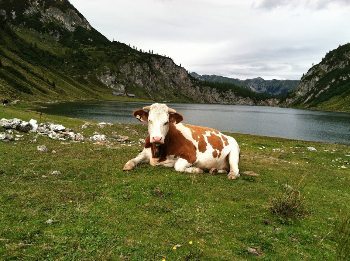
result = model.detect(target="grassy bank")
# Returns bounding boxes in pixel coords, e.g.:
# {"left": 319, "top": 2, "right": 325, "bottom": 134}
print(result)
{"left": 0, "top": 105, "right": 349, "bottom": 260}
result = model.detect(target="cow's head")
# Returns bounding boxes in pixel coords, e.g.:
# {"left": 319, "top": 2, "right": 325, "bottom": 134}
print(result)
{"left": 133, "top": 103, "right": 183, "bottom": 144}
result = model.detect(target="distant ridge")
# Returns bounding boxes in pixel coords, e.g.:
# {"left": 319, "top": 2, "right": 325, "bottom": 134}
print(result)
{"left": 190, "top": 72, "right": 299, "bottom": 97}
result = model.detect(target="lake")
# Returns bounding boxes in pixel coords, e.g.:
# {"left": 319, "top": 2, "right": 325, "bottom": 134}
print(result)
{"left": 38, "top": 101, "right": 350, "bottom": 144}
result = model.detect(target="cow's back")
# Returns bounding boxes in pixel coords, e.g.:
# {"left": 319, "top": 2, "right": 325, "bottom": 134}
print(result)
{"left": 176, "top": 123, "right": 237, "bottom": 170}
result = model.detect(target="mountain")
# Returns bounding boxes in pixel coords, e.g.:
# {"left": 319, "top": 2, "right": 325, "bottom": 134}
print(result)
{"left": 0, "top": 0, "right": 273, "bottom": 106}
{"left": 190, "top": 73, "right": 299, "bottom": 97}
{"left": 287, "top": 43, "right": 350, "bottom": 112}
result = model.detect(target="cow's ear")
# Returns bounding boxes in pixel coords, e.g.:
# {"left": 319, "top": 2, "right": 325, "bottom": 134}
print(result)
{"left": 169, "top": 112, "right": 183, "bottom": 123}
{"left": 133, "top": 109, "right": 149, "bottom": 122}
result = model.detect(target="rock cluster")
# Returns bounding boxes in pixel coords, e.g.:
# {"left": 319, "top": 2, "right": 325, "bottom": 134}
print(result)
{"left": 0, "top": 118, "right": 84, "bottom": 142}
{"left": 0, "top": 118, "right": 135, "bottom": 146}
{"left": 0, "top": 132, "right": 14, "bottom": 142}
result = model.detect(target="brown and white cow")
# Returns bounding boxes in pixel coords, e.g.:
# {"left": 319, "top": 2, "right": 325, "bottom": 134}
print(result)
{"left": 123, "top": 103, "right": 240, "bottom": 179}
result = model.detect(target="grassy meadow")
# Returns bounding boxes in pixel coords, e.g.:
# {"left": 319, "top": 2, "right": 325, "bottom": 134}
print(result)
{"left": 0, "top": 104, "right": 349, "bottom": 260}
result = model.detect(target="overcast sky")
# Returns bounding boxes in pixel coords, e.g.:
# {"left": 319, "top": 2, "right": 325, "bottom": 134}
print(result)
{"left": 70, "top": 0, "right": 350, "bottom": 80}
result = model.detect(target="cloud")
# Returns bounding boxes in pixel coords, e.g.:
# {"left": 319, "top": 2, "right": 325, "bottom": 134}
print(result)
{"left": 253, "top": 0, "right": 350, "bottom": 9}
{"left": 70, "top": 0, "right": 350, "bottom": 80}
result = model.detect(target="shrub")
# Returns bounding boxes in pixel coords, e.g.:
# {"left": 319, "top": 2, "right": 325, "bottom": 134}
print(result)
{"left": 336, "top": 215, "right": 350, "bottom": 260}
{"left": 270, "top": 184, "right": 308, "bottom": 222}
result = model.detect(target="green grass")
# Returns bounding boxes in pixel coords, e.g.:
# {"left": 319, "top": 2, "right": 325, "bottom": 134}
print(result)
{"left": 0, "top": 105, "right": 349, "bottom": 260}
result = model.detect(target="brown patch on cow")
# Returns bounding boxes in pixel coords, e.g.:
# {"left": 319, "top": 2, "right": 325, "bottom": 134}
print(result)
{"left": 133, "top": 110, "right": 149, "bottom": 122}
{"left": 212, "top": 150, "right": 218, "bottom": 158}
{"left": 221, "top": 135, "right": 229, "bottom": 146}
{"left": 145, "top": 124, "right": 197, "bottom": 164}
{"left": 169, "top": 113, "right": 183, "bottom": 123}
{"left": 186, "top": 124, "right": 211, "bottom": 153}
{"left": 145, "top": 136, "right": 151, "bottom": 148}
{"left": 207, "top": 133, "right": 224, "bottom": 152}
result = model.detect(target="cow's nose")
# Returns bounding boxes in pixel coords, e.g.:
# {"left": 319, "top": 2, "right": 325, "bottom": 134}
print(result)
{"left": 152, "top": 136, "right": 162, "bottom": 143}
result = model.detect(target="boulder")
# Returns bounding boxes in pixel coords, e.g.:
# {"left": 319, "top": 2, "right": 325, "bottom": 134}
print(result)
{"left": 17, "top": 121, "right": 33, "bottom": 133}
{"left": 0, "top": 132, "right": 14, "bottom": 141}
{"left": 29, "top": 119, "right": 38, "bottom": 132}
{"left": 0, "top": 118, "right": 21, "bottom": 129}
{"left": 49, "top": 123, "right": 66, "bottom": 132}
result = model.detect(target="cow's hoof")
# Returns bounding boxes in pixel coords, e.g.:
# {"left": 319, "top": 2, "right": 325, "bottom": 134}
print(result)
{"left": 227, "top": 172, "right": 240, "bottom": 180}
{"left": 209, "top": 168, "right": 218, "bottom": 175}
{"left": 197, "top": 168, "right": 204, "bottom": 174}
{"left": 123, "top": 162, "right": 135, "bottom": 171}
{"left": 150, "top": 158, "right": 159, "bottom": 166}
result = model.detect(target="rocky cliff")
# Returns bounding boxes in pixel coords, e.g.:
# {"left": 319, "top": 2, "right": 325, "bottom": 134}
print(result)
{"left": 287, "top": 43, "right": 350, "bottom": 112}
{"left": 0, "top": 0, "right": 271, "bottom": 105}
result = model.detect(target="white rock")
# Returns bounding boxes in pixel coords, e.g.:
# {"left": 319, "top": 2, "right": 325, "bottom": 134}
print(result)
{"left": 74, "top": 133, "right": 85, "bottom": 142}
{"left": 29, "top": 119, "right": 38, "bottom": 132}
{"left": 49, "top": 124, "right": 65, "bottom": 132}
{"left": 45, "top": 219, "right": 54, "bottom": 224}
{"left": 98, "top": 122, "right": 113, "bottom": 128}
{"left": 0, "top": 133, "right": 14, "bottom": 141}
{"left": 81, "top": 122, "right": 91, "bottom": 129}
{"left": 307, "top": 147, "right": 317, "bottom": 151}
{"left": 247, "top": 247, "right": 260, "bottom": 256}
{"left": 1, "top": 118, "right": 21, "bottom": 129}
{"left": 18, "top": 121, "right": 33, "bottom": 132}
{"left": 90, "top": 134, "right": 107, "bottom": 142}
{"left": 37, "top": 145, "right": 48, "bottom": 152}
{"left": 51, "top": 170, "right": 61, "bottom": 175}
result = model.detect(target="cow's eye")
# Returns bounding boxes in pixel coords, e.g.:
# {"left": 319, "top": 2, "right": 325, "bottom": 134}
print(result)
{"left": 164, "top": 121, "right": 169, "bottom": 126}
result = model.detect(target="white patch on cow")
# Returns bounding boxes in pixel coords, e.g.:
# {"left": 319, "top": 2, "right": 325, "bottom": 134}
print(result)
{"left": 174, "top": 158, "right": 203, "bottom": 173}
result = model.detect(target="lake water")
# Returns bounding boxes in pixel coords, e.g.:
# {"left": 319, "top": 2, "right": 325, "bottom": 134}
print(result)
{"left": 38, "top": 101, "right": 350, "bottom": 144}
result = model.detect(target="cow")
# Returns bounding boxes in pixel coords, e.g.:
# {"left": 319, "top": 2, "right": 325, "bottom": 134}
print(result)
{"left": 123, "top": 103, "right": 240, "bottom": 179}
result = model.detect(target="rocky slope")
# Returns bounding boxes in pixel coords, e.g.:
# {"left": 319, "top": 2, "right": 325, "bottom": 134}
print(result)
{"left": 191, "top": 73, "right": 299, "bottom": 96}
{"left": 0, "top": 0, "right": 270, "bottom": 105}
{"left": 287, "top": 43, "right": 350, "bottom": 112}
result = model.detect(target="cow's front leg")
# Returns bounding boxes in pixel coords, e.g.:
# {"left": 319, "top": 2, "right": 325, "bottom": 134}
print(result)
{"left": 156, "top": 156, "right": 177, "bottom": 168}
{"left": 174, "top": 158, "right": 203, "bottom": 174}
{"left": 123, "top": 148, "right": 151, "bottom": 171}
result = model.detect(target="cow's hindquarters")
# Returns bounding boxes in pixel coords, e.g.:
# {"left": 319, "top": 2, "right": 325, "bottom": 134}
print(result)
{"left": 227, "top": 137, "right": 240, "bottom": 179}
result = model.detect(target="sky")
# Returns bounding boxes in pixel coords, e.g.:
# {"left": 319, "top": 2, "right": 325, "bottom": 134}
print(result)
{"left": 70, "top": 0, "right": 350, "bottom": 80}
